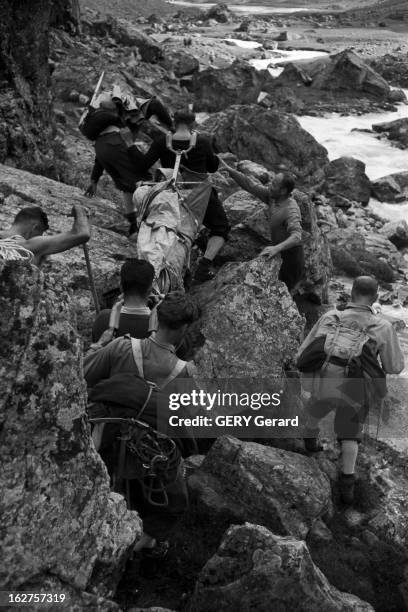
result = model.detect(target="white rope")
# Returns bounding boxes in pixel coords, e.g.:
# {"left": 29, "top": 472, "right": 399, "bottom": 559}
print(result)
{"left": 0, "top": 236, "right": 34, "bottom": 263}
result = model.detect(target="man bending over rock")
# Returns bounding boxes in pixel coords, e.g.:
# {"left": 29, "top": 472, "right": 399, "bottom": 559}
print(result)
{"left": 220, "top": 160, "right": 304, "bottom": 292}
{"left": 84, "top": 93, "right": 173, "bottom": 236}
{"left": 0, "top": 205, "right": 90, "bottom": 266}
{"left": 297, "top": 276, "right": 404, "bottom": 504}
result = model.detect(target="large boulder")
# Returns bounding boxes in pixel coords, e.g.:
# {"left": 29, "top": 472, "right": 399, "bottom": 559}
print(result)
{"left": 194, "top": 257, "right": 304, "bottom": 378}
{"left": 188, "top": 437, "right": 332, "bottom": 539}
{"left": 328, "top": 228, "right": 401, "bottom": 282}
{"left": 324, "top": 157, "right": 371, "bottom": 205}
{"left": 311, "top": 50, "right": 391, "bottom": 99}
{"left": 380, "top": 220, "right": 408, "bottom": 248}
{"left": 372, "top": 117, "right": 408, "bottom": 149}
{"left": 371, "top": 171, "right": 408, "bottom": 202}
{"left": 191, "top": 60, "right": 271, "bottom": 112}
{"left": 0, "top": 260, "right": 141, "bottom": 598}
{"left": 83, "top": 14, "right": 162, "bottom": 62}
{"left": 370, "top": 52, "right": 408, "bottom": 89}
{"left": 202, "top": 105, "right": 329, "bottom": 183}
{"left": 190, "top": 523, "right": 374, "bottom": 612}
{"left": 205, "top": 2, "right": 232, "bottom": 23}
{"left": 161, "top": 49, "right": 199, "bottom": 77}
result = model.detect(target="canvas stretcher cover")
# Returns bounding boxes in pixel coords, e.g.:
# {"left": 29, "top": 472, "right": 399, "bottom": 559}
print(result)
{"left": 133, "top": 175, "right": 212, "bottom": 292}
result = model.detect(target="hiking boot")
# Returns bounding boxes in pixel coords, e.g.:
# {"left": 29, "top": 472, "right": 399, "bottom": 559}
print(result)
{"left": 304, "top": 437, "right": 324, "bottom": 453}
{"left": 139, "top": 540, "right": 170, "bottom": 578}
{"left": 193, "top": 257, "right": 215, "bottom": 283}
{"left": 304, "top": 427, "right": 323, "bottom": 453}
{"left": 339, "top": 473, "right": 356, "bottom": 505}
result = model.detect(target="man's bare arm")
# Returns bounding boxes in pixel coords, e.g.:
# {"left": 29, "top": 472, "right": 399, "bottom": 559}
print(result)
{"left": 25, "top": 205, "right": 91, "bottom": 258}
{"left": 219, "top": 159, "right": 270, "bottom": 204}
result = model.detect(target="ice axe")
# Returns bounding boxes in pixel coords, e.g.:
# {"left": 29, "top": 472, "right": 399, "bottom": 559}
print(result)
{"left": 82, "top": 242, "right": 100, "bottom": 314}
{"left": 78, "top": 70, "right": 105, "bottom": 129}
{"left": 67, "top": 208, "right": 100, "bottom": 314}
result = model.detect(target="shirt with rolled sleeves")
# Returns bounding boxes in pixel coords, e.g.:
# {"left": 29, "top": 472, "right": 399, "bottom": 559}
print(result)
{"left": 225, "top": 167, "right": 302, "bottom": 246}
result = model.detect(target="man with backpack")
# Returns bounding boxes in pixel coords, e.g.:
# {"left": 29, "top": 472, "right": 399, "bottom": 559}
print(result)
{"left": 296, "top": 276, "right": 404, "bottom": 504}
{"left": 139, "top": 109, "right": 230, "bottom": 282}
{"left": 82, "top": 89, "right": 173, "bottom": 236}
{"left": 84, "top": 291, "right": 200, "bottom": 569}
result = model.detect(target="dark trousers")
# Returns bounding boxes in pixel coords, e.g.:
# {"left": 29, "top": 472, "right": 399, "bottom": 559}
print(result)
{"left": 95, "top": 132, "right": 145, "bottom": 192}
{"left": 279, "top": 245, "right": 305, "bottom": 291}
{"left": 128, "top": 464, "right": 188, "bottom": 540}
{"left": 202, "top": 188, "right": 231, "bottom": 240}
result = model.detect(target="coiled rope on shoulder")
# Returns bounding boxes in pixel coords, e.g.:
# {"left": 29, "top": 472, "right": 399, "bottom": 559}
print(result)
{"left": 0, "top": 236, "right": 33, "bottom": 263}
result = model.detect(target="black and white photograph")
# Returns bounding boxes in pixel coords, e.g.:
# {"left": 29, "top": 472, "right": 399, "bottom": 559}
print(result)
{"left": 1, "top": 0, "right": 408, "bottom": 610}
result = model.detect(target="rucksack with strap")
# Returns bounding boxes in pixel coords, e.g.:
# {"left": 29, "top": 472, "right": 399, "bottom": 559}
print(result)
{"left": 296, "top": 311, "right": 387, "bottom": 399}
{"left": 79, "top": 107, "right": 123, "bottom": 141}
{"left": 88, "top": 336, "right": 185, "bottom": 506}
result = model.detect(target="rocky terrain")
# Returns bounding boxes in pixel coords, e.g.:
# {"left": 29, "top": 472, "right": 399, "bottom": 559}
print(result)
{"left": 1, "top": 1, "right": 408, "bottom": 611}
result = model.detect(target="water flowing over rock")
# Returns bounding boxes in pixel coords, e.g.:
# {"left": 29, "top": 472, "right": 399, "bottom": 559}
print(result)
{"left": 0, "top": 261, "right": 141, "bottom": 601}
{"left": 372, "top": 117, "right": 408, "bottom": 149}
{"left": 202, "top": 106, "right": 329, "bottom": 183}
{"left": 188, "top": 436, "right": 332, "bottom": 539}
{"left": 371, "top": 171, "right": 408, "bottom": 203}
{"left": 191, "top": 60, "right": 271, "bottom": 112}
{"left": 193, "top": 257, "right": 304, "bottom": 378}
{"left": 324, "top": 157, "right": 371, "bottom": 205}
{"left": 189, "top": 523, "right": 374, "bottom": 612}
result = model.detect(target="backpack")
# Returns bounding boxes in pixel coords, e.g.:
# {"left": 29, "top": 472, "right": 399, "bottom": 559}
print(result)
{"left": 296, "top": 311, "right": 387, "bottom": 399}
{"left": 78, "top": 107, "right": 122, "bottom": 141}
{"left": 88, "top": 337, "right": 187, "bottom": 506}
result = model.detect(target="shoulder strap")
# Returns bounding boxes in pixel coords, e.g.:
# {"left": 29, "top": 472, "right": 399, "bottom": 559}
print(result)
{"left": 130, "top": 337, "right": 144, "bottom": 377}
{"left": 160, "top": 358, "right": 187, "bottom": 389}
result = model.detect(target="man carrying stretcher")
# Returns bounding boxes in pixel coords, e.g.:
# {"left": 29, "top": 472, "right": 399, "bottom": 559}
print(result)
{"left": 139, "top": 109, "right": 230, "bottom": 283}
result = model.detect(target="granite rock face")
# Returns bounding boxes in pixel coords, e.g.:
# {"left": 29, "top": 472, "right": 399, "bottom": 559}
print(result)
{"left": 188, "top": 436, "right": 332, "bottom": 540}
{"left": 194, "top": 257, "right": 304, "bottom": 378}
{"left": 0, "top": 261, "right": 141, "bottom": 597}
{"left": 190, "top": 523, "right": 374, "bottom": 612}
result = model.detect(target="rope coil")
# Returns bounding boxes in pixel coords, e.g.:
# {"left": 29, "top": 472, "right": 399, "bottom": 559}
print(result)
{"left": 0, "top": 236, "right": 33, "bottom": 263}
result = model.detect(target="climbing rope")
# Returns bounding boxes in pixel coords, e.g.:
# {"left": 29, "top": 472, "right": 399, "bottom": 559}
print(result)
{"left": 0, "top": 236, "right": 33, "bottom": 263}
